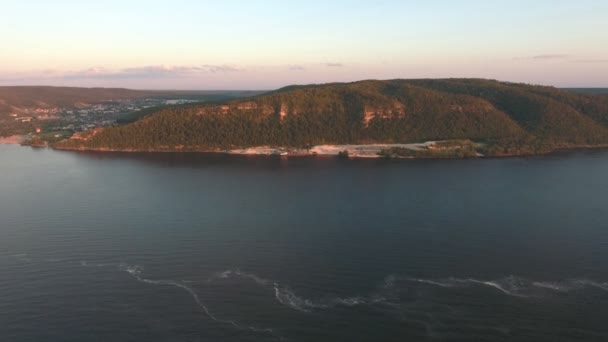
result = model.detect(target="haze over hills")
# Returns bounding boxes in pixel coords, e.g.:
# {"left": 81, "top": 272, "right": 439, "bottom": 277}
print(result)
{"left": 54, "top": 79, "right": 608, "bottom": 157}
{"left": 0, "top": 86, "right": 263, "bottom": 114}
{"left": 0, "top": 87, "right": 157, "bottom": 114}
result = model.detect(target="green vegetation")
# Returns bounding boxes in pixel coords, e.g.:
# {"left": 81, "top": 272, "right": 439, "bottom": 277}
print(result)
{"left": 20, "top": 130, "right": 73, "bottom": 147}
{"left": 54, "top": 79, "right": 608, "bottom": 157}
{"left": 0, "top": 120, "right": 33, "bottom": 137}
{"left": 379, "top": 140, "right": 479, "bottom": 159}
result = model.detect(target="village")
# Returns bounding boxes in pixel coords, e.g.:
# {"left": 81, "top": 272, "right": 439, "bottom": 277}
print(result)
{"left": 9, "top": 98, "right": 198, "bottom": 133}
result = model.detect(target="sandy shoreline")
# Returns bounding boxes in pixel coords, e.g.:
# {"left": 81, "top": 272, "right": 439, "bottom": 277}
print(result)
{"left": 53, "top": 143, "right": 437, "bottom": 158}
{"left": 50, "top": 142, "right": 608, "bottom": 159}
{"left": 0, "top": 135, "right": 25, "bottom": 144}
{"left": 228, "top": 143, "right": 437, "bottom": 158}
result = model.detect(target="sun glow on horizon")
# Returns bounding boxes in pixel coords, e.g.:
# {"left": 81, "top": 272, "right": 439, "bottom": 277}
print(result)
{"left": 1, "top": 0, "right": 607, "bottom": 89}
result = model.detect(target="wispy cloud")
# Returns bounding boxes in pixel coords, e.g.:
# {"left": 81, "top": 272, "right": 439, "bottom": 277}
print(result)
{"left": 513, "top": 54, "right": 608, "bottom": 65}
{"left": 66, "top": 64, "right": 245, "bottom": 79}
{"left": 573, "top": 59, "right": 608, "bottom": 64}
{"left": 322, "top": 62, "right": 344, "bottom": 67}
{"left": 0, "top": 64, "right": 246, "bottom": 82}
{"left": 514, "top": 54, "right": 570, "bottom": 61}
{"left": 532, "top": 54, "right": 570, "bottom": 60}
{"left": 288, "top": 64, "right": 306, "bottom": 71}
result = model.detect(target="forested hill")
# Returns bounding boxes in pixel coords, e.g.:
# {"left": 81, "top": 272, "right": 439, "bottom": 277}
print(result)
{"left": 55, "top": 79, "right": 608, "bottom": 156}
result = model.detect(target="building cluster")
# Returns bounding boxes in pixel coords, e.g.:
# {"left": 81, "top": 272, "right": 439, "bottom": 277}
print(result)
{"left": 9, "top": 98, "right": 199, "bottom": 133}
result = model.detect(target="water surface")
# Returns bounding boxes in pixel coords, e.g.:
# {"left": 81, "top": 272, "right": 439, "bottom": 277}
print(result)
{"left": 1, "top": 145, "right": 608, "bottom": 341}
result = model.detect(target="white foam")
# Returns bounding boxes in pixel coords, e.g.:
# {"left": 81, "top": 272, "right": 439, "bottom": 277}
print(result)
{"left": 273, "top": 282, "right": 319, "bottom": 312}
{"left": 233, "top": 270, "right": 271, "bottom": 286}
{"left": 532, "top": 281, "right": 569, "bottom": 292}
{"left": 119, "top": 263, "right": 143, "bottom": 276}
{"left": 403, "top": 276, "right": 531, "bottom": 297}
{"left": 224, "top": 270, "right": 389, "bottom": 311}
{"left": 80, "top": 261, "right": 117, "bottom": 268}
{"left": 333, "top": 296, "right": 369, "bottom": 306}
{"left": 218, "top": 270, "right": 232, "bottom": 278}
{"left": 209, "top": 269, "right": 271, "bottom": 286}
{"left": 404, "top": 276, "right": 608, "bottom": 297}
{"left": 78, "top": 262, "right": 283, "bottom": 340}
{"left": 590, "top": 282, "right": 608, "bottom": 291}
{"left": 468, "top": 279, "right": 524, "bottom": 297}
{"left": 272, "top": 282, "right": 386, "bottom": 311}
{"left": 409, "top": 278, "right": 456, "bottom": 288}
{"left": 575, "top": 280, "right": 608, "bottom": 292}
{"left": 213, "top": 270, "right": 372, "bottom": 311}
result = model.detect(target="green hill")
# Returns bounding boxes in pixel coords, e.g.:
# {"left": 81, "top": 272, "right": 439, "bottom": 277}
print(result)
{"left": 54, "top": 79, "right": 608, "bottom": 156}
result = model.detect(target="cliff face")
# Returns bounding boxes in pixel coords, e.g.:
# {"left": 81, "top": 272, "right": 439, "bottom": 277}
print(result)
{"left": 54, "top": 79, "right": 608, "bottom": 154}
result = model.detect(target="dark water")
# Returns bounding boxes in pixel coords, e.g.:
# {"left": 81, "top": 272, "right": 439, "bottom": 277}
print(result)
{"left": 1, "top": 144, "right": 608, "bottom": 342}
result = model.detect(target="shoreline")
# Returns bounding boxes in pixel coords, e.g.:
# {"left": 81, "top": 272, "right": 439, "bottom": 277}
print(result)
{"left": 226, "top": 143, "right": 439, "bottom": 158}
{"left": 49, "top": 142, "right": 608, "bottom": 159}
{"left": 52, "top": 142, "right": 446, "bottom": 158}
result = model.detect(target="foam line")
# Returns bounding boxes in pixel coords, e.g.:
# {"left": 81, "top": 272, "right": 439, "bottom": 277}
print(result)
{"left": 466, "top": 279, "right": 524, "bottom": 297}
{"left": 213, "top": 269, "right": 386, "bottom": 312}
{"left": 79, "top": 262, "right": 284, "bottom": 340}
{"left": 119, "top": 264, "right": 284, "bottom": 339}
{"left": 403, "top": 275, "right": 608, "bottom": 297}
{"left": 408, "top": 278, "right": 455, "bottom": 288}
{"left": 576, "top": 280, "right": 608, "bottom": 292}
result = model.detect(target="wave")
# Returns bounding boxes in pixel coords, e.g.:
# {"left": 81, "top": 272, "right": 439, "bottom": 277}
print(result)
{"left": 212, "top": 268, "right": 388, "bottom": 313}
{"left": 467, "top": 278, "right": 527, "bottom": 297}
{"left": 211, "top": 269, "right": 271, "bottom": 286}
{"left": 571, "top": 279, "right": 608, "bottom": 292}
{"left": 19, "top": 257, "right": 608, "bottom": 312}
{"left": 272, "top": 283, "right": 324, "bottom": 312}
{"left": 399, "top": 275, "right": 608, "bottom": 297}
{"left": 212, "top": 269, "right": 608, "bottom": 312}
{"left": 407, "top": 278, "right": 457, "bottom": 288}
{"left": 79, "top": 262, "right": 283, "bottom": 340}
{"left": 272, "top": 282, "right": 388, "bottom": 312}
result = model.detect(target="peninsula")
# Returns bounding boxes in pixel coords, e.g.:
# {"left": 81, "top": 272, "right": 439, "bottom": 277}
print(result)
{"left": 45, "top": 79, "right": 608, "bottom": 157}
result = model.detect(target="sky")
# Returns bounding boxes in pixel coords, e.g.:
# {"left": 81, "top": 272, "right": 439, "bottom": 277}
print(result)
{"left": 1, "top": 0, "right": 607, "bottom": 89}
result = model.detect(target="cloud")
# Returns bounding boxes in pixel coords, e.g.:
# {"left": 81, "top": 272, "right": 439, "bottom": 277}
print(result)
{"left": 288, "top": 64, "right": 306, "bottom": 71}
{"left": 40, "top": 69, "right": 59, "bottom": 75}
{"left": 573, "top": 59, "right": 608, "bottom": 64}
{"left": 61, "top": 64, "right": 245, "bottom": 79}
{"left": 531, "top": 54, "right": 570, "bottom": 60}
{"left": 200, "top": 64, "right": 245, "bottom": 73}
{"left": 514, "top": 54, "right": 570, "bottom": 61}
{"left": 322, "top": 62, "right": 344, "bottom": 67}
{"left": 513, "top": 54, "right": 608, "bottom": 65}
{"left": 0, "top": 65, "right": 245, "bottom": 83}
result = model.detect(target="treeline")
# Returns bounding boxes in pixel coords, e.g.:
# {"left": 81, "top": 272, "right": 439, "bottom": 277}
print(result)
{"left": 0, "top": 120, "right": 32, "bottom": 137}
